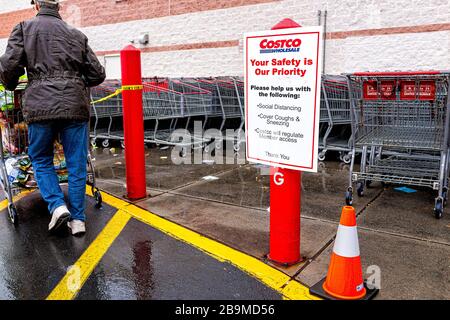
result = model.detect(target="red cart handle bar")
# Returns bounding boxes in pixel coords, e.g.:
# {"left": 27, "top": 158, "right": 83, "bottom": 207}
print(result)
{"left": 352, "top": 71, "right": 447, "bottom": 76}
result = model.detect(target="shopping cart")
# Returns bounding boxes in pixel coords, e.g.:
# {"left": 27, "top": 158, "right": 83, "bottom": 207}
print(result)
{"left": 90, "top": 81, "right": 124, "bottom": 148}
{"left": 169, "top": 79, "right": 210, "bottom": 119}
{"left": 0, "top": 83, "right": 102, "bottom": 225}
{"left": 220, "top": 77, "right": 246, "bottom": 152}
{"left": 345, "top": 71, "right": 450, "bottom": 218}
{"left": 142, "top": 80, "right": 212, "bottom": 156}
{"left": 188, "top": 78, "right": 245, "bottom": 152}
{"left": 319, "top": 75, "right": 352, "bottom": 163}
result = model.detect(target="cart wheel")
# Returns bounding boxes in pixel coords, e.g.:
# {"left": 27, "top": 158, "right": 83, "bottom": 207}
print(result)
{"left": 94, "top": 189, "right": 103, "bottom": 208}
{"left": 204, "top": 145, "right": 210, "bottom": 153}
{"left": 8, "top": 204, "right": 18, "bottom": 226}
{"left": 102, "top": 139, "right": 110, "bottom": 148}
{"left": 318, "top": 152, "right": 326, "bottom": 162}
{"left": 345, "top": 188, "right": 353, "bottom": 206}
{"left": 233, "top": 142, "right": 241, "bottom": 152}
{"left": 442, "top": 188, "right": 448, "bottom": 206}
{"left": 342, "top": 154, "right": 351, "bottom": 164}
{"left": 434, "top": 199, "right": 443, "bottom": 219}
{"left": 357, "top": 182, "right": 364, "bottom": 197}
{"left": 90, "top": 139, "right": 97, "bottom": 148}
{"left": 121, "top": 141, "right": 125, "bottom": 149}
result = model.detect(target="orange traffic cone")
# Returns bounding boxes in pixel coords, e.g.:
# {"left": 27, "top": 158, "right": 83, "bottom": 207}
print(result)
{"left": 309, "top": 206, "right": 378, "bottom": 300}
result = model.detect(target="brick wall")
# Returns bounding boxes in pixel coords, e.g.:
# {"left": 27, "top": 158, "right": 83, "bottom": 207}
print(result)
{"left": 0, "top": 0, "right": 278, "bottom": 37}
{"left": 0, "top": 8, "right": 35, "bottom": 37}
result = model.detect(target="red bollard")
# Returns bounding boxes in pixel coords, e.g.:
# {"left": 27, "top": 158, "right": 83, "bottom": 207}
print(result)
{"left": 269, "top": 167, "right": 302, "bottom": 264}
{"left": 120, "top": 45, "right": 147, "bottom": 200}
{"left": 268, "top": 18, "right": 303, "bottom": 265}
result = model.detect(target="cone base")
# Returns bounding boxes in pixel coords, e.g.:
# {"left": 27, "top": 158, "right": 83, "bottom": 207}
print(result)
{"left": 124, "top": 193, "right": 149, "bottom": 201}
{"left": 323, "top": 281, "right": 366, "bottom": 300}
{"left": 309, "top": 278, "right": 379, "bottom": 300}
{"left": 267, "top": 254, "right": 302, "bottom": 267}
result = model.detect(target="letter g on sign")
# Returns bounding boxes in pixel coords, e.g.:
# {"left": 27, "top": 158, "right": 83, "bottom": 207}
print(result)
{"left": 274, "top": 172, "right": 284, "bottom": 186}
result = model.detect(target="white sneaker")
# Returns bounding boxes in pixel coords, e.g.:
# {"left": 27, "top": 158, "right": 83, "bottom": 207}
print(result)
{"left": 67, "top": 220, "right": 86, "bottom": 236}
{"left": 49, "top": 205, "right": 71, "bottom": 233}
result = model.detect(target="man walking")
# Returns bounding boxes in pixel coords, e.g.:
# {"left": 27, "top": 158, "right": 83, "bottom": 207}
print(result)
{"left": 0, "top": 0, "right": 106, "bottom": 235}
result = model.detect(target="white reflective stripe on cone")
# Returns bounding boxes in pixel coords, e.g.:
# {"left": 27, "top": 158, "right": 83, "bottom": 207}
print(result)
{"left": 333, "top": 225, "right": 360, "bottom": 258}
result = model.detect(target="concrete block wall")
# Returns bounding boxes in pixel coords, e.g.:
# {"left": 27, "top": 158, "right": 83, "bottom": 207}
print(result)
{"left": 0, "top": 0, "right": 449, "bottom": 78}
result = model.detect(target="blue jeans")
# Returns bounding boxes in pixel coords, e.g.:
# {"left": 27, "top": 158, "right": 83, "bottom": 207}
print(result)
{"left": 28, "top": 121, "right": 88, "bottom": 221}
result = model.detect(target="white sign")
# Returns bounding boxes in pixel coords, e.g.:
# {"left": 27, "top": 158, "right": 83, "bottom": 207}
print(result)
{"left": 244, "top": 26, "right": 323, "bottom": 172}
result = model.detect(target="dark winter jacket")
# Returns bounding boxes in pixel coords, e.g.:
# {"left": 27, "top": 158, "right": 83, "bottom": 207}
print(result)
{"left": 0, "top": 7, "right": 106, "bottom": 123}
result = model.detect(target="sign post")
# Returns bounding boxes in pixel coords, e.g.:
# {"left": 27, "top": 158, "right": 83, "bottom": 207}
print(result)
{"left": 244, "top": 19, "right": 323, "bottom": 265}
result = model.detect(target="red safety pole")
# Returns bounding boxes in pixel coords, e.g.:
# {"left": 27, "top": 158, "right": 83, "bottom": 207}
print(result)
{"left": 268, "top": 18, "right": 303, "bottom": 265}
{"left": 120, "top": 45, "right": 147, "bottom": 200}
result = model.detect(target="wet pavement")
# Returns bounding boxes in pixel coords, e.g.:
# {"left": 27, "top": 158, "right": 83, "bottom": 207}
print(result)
{"left": 0, "top": 190, "right": 112, "bottom": 299}
{"left": 0, "top": 185, "right": 285, "bottom": 300}
{"left": 77, "top": 218, "right": 280, "bottom": 300}
{"left": 0, "top": 146, "right": 449, "bottom": 299}
{"left": 91, "top": 147, "right": 450, "bottom": 300}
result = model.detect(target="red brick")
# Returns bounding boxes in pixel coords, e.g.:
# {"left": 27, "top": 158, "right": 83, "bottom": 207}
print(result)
{"left": 1, "top": 0, "right": 278, "bottom": 38}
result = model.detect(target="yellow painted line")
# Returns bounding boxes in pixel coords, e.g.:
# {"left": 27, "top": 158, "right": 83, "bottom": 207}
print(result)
{"left": 282, "top": 280, "right": 321, "bottom": 300}
{"left": 47, "top": 210, "right": 131, "bottom": 300}
{"left": 85, "top": 185, "right": 129, "bottom": 209}
{"left": 0, "top": 190, "right": 34, "bottom": 211}
{"left": 47, "top": 187, "right": 318, "bottom": 300}
{"left": 94, "top": 189, "right": 318, "bottom": 300}
{"left": 0, "top": 200, "right": 7, "bottom": 211}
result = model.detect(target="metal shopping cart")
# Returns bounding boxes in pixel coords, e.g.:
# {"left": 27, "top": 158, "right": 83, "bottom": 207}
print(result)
{"left": 319, "top": 75, "right": 352, "bottom": 163}
{"left": 142, "top": 80, "right": 212, "bottom": 156}
{"left": 223, "top": 77, "right": 246, "bottom": 152}
{"left": 345, "top": 71, "right": 450, "bottom": 218}
{"left": 189, "top": 78, "right": 245, "bottom": 152}
{"left": 0, "top": 83, "right": 102, "bottom": 225}
{"left": 90, "top": 81, "right": 124, "bottom": 148}
{"left": 190, "top": 78, "right": 223, "bottom": 120}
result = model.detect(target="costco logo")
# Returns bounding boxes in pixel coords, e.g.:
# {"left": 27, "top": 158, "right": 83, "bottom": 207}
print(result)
{"left": 259, "top": 38, "right": 301, "bottom": 54}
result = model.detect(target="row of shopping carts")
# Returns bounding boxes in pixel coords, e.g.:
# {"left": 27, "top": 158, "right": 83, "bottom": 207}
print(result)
{"left": 317, "top": 71, "right": 450, "bottom": 219}
{"left": 90, "top": 75, "right": 350, "bottom": 158}
{"left": 89, "top": 77, "right": 245, "bottom": 155}
{"left": 344, "top": 71, "right": 450, "bottom": 219}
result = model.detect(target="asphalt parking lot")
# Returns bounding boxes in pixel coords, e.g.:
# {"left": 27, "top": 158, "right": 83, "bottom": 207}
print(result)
{"left": 0, "top": 146, "right": 448, "bottom": 300}
{"left": 0, "top": 188, "right": 288, "bottom": 300}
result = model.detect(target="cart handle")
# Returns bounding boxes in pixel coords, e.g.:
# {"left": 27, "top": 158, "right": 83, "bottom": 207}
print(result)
{"left": 323, "top": 80, "right": 348, "bottom": 90}
{"left": 352, "top": 71, "right": 443, "bottom": 76}
{"left": 171, "top": 80, "right": 212, "bottom": 95}
{"left": 196, "top": 79, "right": 216, "bottom": 85}
{"left": 143, "top": 83, "right": 181, "bottom": 95}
